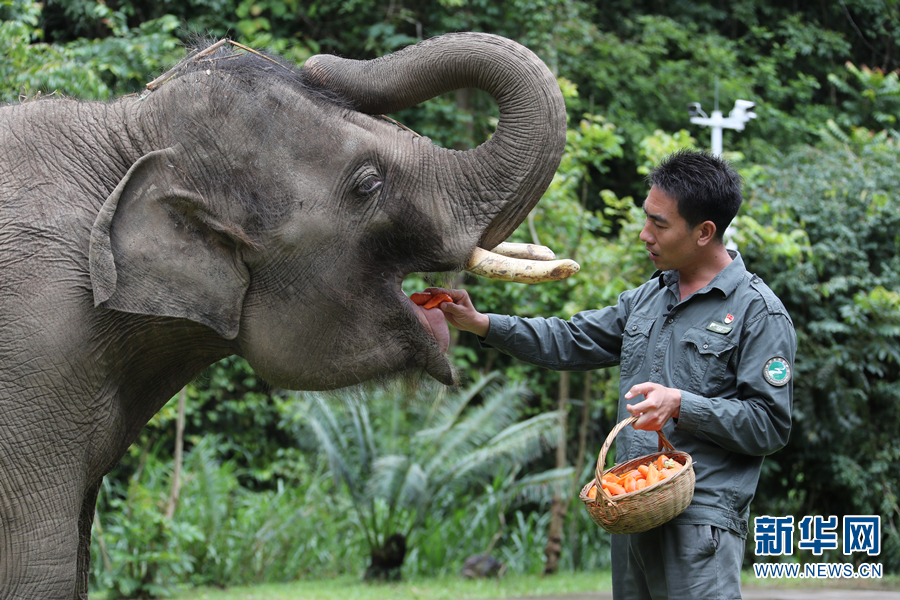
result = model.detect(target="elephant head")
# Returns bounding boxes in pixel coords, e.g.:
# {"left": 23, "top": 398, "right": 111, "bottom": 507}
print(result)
{"left": 89, "top": 33, "right": 567, "bottom": 390}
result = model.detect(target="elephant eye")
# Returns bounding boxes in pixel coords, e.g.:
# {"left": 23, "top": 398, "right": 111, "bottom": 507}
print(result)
{"left": 358, "top": 174, "right": 383, "bottom": 196}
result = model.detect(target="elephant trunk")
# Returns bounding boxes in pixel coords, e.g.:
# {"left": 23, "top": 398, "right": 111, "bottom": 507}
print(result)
{"left": 301, "top": 33, "right": 566, "bottom": 252}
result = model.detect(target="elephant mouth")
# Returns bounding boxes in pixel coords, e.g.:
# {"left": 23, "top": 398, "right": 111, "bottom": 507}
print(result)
{"left": 404, "top": 242, "right": 579, "bottom": 385}
{"left": 407, "top": 294, "right": 454, "bottom": 384}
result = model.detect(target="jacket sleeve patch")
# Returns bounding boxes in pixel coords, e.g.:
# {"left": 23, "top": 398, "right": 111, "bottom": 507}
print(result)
{"left": 763, "top": 357, "right": 792, "bottom": 386}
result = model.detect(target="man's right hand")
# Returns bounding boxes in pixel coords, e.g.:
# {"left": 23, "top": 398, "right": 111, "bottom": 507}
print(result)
{"left": 425, "top": 287, "right": 490, "bottom": 338}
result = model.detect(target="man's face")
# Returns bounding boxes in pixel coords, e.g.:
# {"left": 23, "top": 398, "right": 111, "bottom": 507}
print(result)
{"left": 639, "top": 186, "right": 704, "bottom": 272}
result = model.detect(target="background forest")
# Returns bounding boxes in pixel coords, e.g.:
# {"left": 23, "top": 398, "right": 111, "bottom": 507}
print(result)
{"left": 3, "top": 0, "right": 900, "bottom": 596}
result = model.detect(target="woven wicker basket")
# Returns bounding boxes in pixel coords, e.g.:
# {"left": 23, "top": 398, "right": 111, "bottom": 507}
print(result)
{"left": 579, "top": 415, "right": 695, "bottom": 535}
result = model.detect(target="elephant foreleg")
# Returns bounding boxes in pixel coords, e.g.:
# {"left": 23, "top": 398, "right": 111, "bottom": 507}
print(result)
{"left": 0, "top": 461, "right": 84, "bottom": 599}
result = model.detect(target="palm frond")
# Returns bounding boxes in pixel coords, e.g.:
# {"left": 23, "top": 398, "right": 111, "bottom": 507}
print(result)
{"left": 368, "top": 454, "right": 408, "bottom": 502}
{"left": 422, "top": 378, "right": 531, "bottom": 478}
{"left": 506, "top": 467, "right": 575, "bottom": 505}
{"left": 302, "top": 395, "right": 366, "bottom": 502}
{"left": 369, "top": 455, "right": 430, "bottom": 510}
{"left": 416, "top": 371, "right": 502, "bottom": 438}
{"left": 444, "top": 410, "right": 564, "bottom": 483}
{"left": 346, "top": 399, "right": 375, "bottom": 473}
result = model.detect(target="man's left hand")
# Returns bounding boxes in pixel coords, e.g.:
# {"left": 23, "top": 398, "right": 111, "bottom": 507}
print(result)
{"left": 624, "top": 382, "right": 682, "bottom": 431}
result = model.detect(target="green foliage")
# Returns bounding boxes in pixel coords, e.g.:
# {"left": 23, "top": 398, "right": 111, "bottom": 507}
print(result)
{"left": 1, "top": 0, "right": 181, "bottom": 102}
{"left": 828, "top": 62, "right": 900, "bottom": 136}
{"left": 93, "top": 435, "right": 365, "bottom": 595}
{"left": 146, "top": 357, "right": 302, "bottom": 490}
{"left": 175, "top": 436, "right": 361, "bottom": 585}
{"left": 637, "top": 129, "right": 696, "bottom": 175}
{"left": 93, "top": 443, "right": 204, "bottom": 598}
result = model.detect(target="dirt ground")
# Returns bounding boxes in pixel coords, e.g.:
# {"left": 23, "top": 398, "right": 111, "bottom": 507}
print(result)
{"left": 494, "top": 586, "right": 900, "bottom": 600}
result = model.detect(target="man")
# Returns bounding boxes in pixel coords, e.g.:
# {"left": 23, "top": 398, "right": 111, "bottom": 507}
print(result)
{"left": 432, "top": 149, "right": 796, "bottom": 599}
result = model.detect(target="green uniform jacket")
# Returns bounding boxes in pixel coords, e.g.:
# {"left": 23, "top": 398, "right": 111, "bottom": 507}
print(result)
{"left": 483, "top": 252, "right": 796, "bottom": 538}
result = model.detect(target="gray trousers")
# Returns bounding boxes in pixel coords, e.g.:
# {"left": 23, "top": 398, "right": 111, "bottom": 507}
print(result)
{"left": 611, "top": 522, "right": 744, "bottom": 600}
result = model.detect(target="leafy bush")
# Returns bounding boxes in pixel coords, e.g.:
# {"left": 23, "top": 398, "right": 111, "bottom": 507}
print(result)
{"left": 93, "top": 435, "right": 366, "bottom": 596}
{"left": 1, "top": 0, "right": 181, "bottom": 102}
{"left": 176, "top": 436, "right": 364, "bottom": 585}
{"left": 92, "top": 442, "right": 204, "bottom": 598}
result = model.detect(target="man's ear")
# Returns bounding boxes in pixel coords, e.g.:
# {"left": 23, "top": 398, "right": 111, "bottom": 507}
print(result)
{"left": 89, "top": 148, "right": 250, "bottom": 339}
{"left": 694, "top": 220, "right": 718, "bottom": 247}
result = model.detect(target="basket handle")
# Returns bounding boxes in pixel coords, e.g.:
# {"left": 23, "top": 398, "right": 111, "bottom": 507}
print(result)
{"left": 593, "top": 415, "right": 677, "bottom": 499}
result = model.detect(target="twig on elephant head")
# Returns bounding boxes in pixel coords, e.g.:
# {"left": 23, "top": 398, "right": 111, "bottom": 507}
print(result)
{"left": 145, "top": 38, "right": 294, "bottom": 91}
{"left": 376, "top": 115, "right": 421, "bottom": 137}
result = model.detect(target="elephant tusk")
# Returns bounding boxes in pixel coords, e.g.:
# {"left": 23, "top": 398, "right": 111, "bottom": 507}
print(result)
{"left": 490, "top": 242, "right": 557, "bottom": 261}
{"left": 465, "top": 246, "right": 580, "bottom": 283}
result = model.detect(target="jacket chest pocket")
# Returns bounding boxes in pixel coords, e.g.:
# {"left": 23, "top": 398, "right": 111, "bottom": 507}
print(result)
{"left": 620, "top": 316, "right": 655, "bottom": 376}
{"left": 673, "top": 327, "right": 737, "bottom": 394}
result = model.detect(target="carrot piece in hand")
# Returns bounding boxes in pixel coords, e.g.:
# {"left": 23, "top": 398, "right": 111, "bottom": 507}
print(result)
{"left": 423, "top": 293, "right": 453, "bottom": 309}
{"left": 410, "top": 292, "right": 432, "bottom": 305}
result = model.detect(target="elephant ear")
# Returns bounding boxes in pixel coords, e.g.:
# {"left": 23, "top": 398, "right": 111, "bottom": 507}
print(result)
{"left": 89, "top": 148, "right": 250, "bottom": 339}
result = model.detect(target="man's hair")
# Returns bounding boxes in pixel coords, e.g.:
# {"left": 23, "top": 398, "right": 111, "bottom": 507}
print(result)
{"left": 646, "top": 149, "right": 743, "bottom": 241}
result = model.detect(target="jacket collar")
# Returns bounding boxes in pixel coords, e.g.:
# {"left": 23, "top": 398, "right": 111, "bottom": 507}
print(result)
{"left": 654, "top": 250, "right": 745, "bottom": 298}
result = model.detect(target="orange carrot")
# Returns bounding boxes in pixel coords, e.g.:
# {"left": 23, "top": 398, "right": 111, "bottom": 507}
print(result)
{"left": 636, "top": 479, "right": 648, "bottom": 490}
{"left": 603, "top": 481, "right": 627, "bottom": 496}
{"left": 637, "top": 465, "right": 650, "bottom": 478}
{"left": 617, "top": 470, "right": 638, "bottom": 485}
{"left": 655, "top": 455, "right": 669, "bottom": 470}
{"left": 410, "top": 292, "right": 432, "bottom": 305}
{"left": 646, "top": 464, "right": 659, "bottom": 486}
{"left": 423, "top": 293, "right": 453, "bottom": 309}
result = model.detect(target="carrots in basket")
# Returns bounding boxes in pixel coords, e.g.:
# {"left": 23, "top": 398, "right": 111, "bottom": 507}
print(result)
{"left": 591, "top": 454, "right": 683, "bottom": 498}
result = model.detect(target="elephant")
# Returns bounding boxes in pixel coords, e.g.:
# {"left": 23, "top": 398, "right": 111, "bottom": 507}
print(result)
{"left": 0, "top": 32, "right": 567, "bottom": 598}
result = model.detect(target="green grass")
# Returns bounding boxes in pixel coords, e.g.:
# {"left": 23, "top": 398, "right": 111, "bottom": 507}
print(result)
{"left": 90, "top": 568, "right": 900, "bottom": 600}
{"left": 138, "top": 572, "right": 614, "bottom": 600}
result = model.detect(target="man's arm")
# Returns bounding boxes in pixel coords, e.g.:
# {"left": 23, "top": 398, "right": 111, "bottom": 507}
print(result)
{"left": 431, "top": 287, "right": 630, "bottom": 371}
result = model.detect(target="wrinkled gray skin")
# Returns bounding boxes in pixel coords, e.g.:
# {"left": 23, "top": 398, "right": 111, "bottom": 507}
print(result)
{"left": 0, "top": 33, "right": 565, "bottom": 598}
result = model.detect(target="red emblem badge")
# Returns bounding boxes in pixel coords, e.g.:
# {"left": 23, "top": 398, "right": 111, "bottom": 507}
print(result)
{"left": 724, "top": 314, "right": 734, "bottom": 324}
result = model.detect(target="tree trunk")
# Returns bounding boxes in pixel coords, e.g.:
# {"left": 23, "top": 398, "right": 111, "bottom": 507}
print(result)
{"left": 543, "top": 371, "right": 570, "bottom": 574}
{"left": 568, "top": 371, "right": 593, "bottom": 568}
{"left": 164, "top": 387, "right": 187, "bottom": 520}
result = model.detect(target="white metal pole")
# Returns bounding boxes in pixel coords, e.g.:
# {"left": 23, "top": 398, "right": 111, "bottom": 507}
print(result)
{"left": 710, "top": 112, "right": 723, "bottom": 156}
